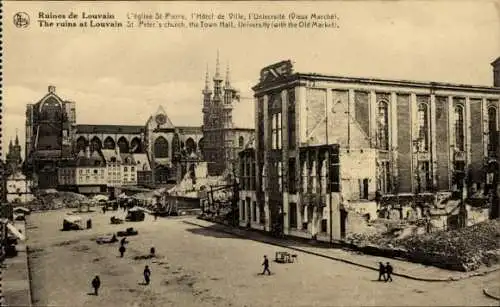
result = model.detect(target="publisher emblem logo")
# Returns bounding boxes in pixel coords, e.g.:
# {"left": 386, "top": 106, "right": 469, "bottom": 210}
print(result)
{"left": 14, "top": 12, "right": 30, "bottom": 28}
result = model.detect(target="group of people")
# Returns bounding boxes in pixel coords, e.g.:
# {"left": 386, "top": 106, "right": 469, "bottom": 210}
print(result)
{"left": 378, "top": 262, "right": 394, "bottom": 282}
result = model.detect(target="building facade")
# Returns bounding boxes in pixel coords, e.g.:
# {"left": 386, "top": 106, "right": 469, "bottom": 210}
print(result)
{"left": 202, "top": 53, "right": 254, "bottom": 177}
{"left": 239, "top": 60, "right": 500, "bottom": 241}
{"left": 26, "top": 86, "right": 205, "bottom": 189}
{"left": 6, "top": 172, "right": 34, "bottom": 203}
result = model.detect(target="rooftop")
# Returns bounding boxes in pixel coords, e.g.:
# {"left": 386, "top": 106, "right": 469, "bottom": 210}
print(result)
{"left": 76, "top": 124, "right": 145, "bottom": 134}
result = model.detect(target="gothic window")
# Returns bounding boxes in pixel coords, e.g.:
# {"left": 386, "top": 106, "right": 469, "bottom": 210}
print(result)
{"left": 271, "top": 113, "right": 282, "bottom": 149}
{"left": 130, "top": 137, "right": 142, "bottom": 153}
{"left": 154, "top": 136, "right": 169, "bottom": 158}
{"left": 417, "top": 103, "right": 430, "bottom": 151}
{"left": 488, "top": 107, "right": 498, "bottom": 154}
{"left": 117, "top": 137, "right": 129, "bottom": 153}
{"left": 454, "top": 105, "right": 465, "bottom": 151}
{"left": 417, "top": 161, "right": 431, "bottom": 192}
{"left": 277, "top": 161, "right": 283, "bottom": 192}
{"left": 379, "top": 161, "right": 391, "bottom": 194}
{"left": 90, "top": 137, "right": 102, "bottom": 152}
{"left": 238, "top": 136, "right": 244, "bottom": 147}
{"left": 185, "top": 138, "right": 196, "bottom": 155}
{"left": 103, "top": 137, "right": 115, "bottom": 150}
{"left": 378, "top": 101, "right": 390, "bottom": 150}
{"left": 76, "top": 137, "right": 88, "bottom": 153}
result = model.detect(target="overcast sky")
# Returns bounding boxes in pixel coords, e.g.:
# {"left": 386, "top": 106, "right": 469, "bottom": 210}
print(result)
{"left": 3, "top": 1, "right": 500, "bottom": 158}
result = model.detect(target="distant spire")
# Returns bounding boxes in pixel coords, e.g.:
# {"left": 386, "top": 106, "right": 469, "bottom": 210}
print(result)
{"left": 225, "top": 62, "right": 231, "bottom": 87}
{"left": 204, "top": 64, "right": 210, "bottom": 90}
{"left": 15, "top": 129, "right": 19, "bottom": 146}
{"left": 9, "top": 139, "right": 13, "bottom": 149}
{"left": 214, "top": 50, "right": 222, "bottom": 81}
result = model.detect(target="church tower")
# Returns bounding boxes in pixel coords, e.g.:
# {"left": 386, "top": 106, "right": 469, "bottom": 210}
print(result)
{"left": 201, "top": 51, "right": 241, "bottom": 176}
{"left": 6, "top": 132, "right": 23, "bottom": 174}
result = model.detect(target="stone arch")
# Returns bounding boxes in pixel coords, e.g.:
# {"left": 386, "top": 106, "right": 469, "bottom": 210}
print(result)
{"left": 117, "top": 137, "right": 129, "bottom": 153}
{"left": 238, "top": 136, "right": 244, "bottom": 147}
{"left": 154, "top": 136, "right": 169, "bottom": 158}
{"left": 90, "top": 136, "right": 102, "bottom": 152}
{"left": 103, "top": 136, "right": 116, "bottom": 150}
{"left": 39, "top": 96, "right": 63, "bottom": 121}
{"left": 130, "top": 137, "right": 143, "bottom": 153}
{"left": 76, "top": 136, "right": 88, "bottom": 153}
{"left": 185, "top": 137, "right": 197, "bottom": 155}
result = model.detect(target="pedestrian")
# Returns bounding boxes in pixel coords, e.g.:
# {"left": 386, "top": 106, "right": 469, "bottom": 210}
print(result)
{"left": 385, "top": 262, "right": 393, "bottom": 282}
{"left": 150, "top": 247, "right": 156, "bottom": 258}
{"left": 143, "top": 265, "right": 151, "bottom": 285}
{"left": 102, "top": 206, "right": 106, "bottom": 214}
{"left": 119, "top": 245, "right": 126, "bottom": 258}
{"left": 261, "top": 255, "right": 271, "bottom": 275}
{"left": 91, "top": 275, "right": 101, "bottom": 295}
{"left": 378, "top": 262, "right": 386, "bottom": 281}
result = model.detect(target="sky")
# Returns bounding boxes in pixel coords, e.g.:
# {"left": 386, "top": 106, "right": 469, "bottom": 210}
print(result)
{"left": 3, "top": 1, "right": 500, "bottom": 158}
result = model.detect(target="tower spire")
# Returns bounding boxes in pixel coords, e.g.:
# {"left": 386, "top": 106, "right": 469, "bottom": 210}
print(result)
{"left": 225, "top": 62, "right": 231, "bottom": 87}
{"left": 204, "top": 64, "right": 210, "bottom": 90}
{"left": 15, "top": 129, "right": 19, "bottom": 146}
{"left": 214, "top": 50, "right": 222, "bottom": 81}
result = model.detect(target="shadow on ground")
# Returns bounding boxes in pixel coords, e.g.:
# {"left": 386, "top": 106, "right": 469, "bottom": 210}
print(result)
{"left": 184, "top": 226, "right": 250, "bottom": 239}
{"left": 184, "top": 220, "right": 338, "bottom": 250}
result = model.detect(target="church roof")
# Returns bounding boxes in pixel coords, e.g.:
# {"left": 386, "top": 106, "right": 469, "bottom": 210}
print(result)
{"left": 101, "top": 149, "right": 122, "bottom": 162}
{"left": 76, "top": 124, "right": 144, "bottom": 134}
{"left": 132, "top": 153, "right": 150, "bottom": 171}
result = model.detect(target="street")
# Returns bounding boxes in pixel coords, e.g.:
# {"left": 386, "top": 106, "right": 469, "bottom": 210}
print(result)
{"left": 27, "top": 209, "right": 499, "bottom": 307}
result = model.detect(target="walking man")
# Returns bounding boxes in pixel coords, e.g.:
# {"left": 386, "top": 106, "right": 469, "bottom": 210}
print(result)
{"left": 385, "top": 262, "right": 393, "bottom": 282}
{"left": 378, "top": 262, "right": 386, "bottom": 281}
{"left": 261, "top": 255, "right": 271, "bottom": 275}
{"left": 144, "top": 265, "right": 151, "bottom": 285}
{"left": 119, "top": 245, "right": 126, "bottom": 258}
{"left": 91, "top": 275, "right": 101, "bottom": 295}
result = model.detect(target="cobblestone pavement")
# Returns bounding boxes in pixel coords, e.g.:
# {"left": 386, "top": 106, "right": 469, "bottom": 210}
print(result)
{"left": 26, "top": 210, "right": 500, "bottom": 307}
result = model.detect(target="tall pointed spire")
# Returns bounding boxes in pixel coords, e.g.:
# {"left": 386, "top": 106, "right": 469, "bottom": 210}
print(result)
{"left": 225, "top": 62, "right": 231, "bottom": 87}
{"left": 204, "top": 64, "right": 210, "bottom": 90}
{"left": 214, "top": 50, "right": 223, "bottom": 81}
{"left": 15, "top": 129, "right": 19, "bottom": 146}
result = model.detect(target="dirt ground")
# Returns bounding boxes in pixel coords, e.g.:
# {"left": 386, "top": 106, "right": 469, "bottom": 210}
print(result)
{"left": 26, "top": 209, "right": 499, "bottom": 307}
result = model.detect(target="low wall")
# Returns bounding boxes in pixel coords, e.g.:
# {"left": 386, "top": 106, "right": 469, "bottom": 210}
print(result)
{"left": 3, "top": 221, "right": 32, "bottom": 306}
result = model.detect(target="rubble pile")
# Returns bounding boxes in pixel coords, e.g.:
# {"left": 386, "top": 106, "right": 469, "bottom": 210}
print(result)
{"left": 347, "top": 219, "right": 500, "bottom": 271}
{"left": 396, "top": 219, "right": 500, "bottom": 271}
{"left": 29, "top": 191, "right": 88, "bottom": 211}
